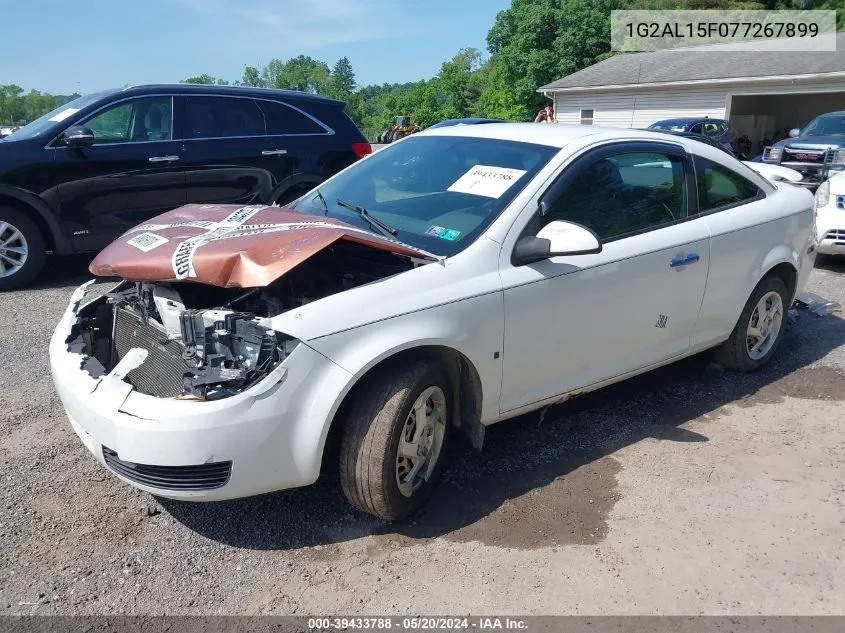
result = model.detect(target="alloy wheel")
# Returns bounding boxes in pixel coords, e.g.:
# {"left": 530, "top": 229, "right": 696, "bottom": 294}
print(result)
{"left": 395, "top": 386, "right": 447, "bottom": 498}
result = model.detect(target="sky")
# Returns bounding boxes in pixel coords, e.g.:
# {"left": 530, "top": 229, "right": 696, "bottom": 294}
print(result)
{"left": 0, "top": 0, "right": 512, "bottom": 95}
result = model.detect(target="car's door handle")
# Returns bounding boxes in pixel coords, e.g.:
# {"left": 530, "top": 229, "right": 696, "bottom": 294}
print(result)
{"left": 261, "top": 149, "right": 288, "bottom": 156}
{"left": 669, "top": 253, "right": 700, "bottom": 267}
{"left": 148, "top": 155, "right": 179, "bottom": 163}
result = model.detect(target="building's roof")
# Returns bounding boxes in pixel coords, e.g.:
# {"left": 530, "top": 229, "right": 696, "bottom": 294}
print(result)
{"left": 541, "top": 31, "right": 845, "bottom": 92}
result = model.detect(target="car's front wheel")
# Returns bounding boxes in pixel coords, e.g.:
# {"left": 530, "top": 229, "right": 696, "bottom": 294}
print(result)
{"left": 340, "top": 359, "right": 452, "bottom": 520}
{"left": 714, "top": 275, "right": 789, "bottom": 371}
{"left": 0, "top": 206, "right": 46, "bottom": 291}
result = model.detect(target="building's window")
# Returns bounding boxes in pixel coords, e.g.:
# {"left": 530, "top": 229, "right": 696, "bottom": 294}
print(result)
{"left": 580, "top": 109, "right": 594, "bottom": 125}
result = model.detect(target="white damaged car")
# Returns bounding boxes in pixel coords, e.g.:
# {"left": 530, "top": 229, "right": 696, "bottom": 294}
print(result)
{"left": 50, "top": 124, "right": 816, "bottom": 519}
{"left": 814, "top": 171, "right": 845, "bottom": 257}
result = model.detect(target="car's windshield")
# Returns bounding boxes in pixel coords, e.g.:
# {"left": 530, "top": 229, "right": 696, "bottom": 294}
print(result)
{"left": 3, "top": 92, "right": 109, "bottom": 141}
{"left": 649, "top": 122, "right": 688, "bottom": 132}
{"left": 800, "top": 114, "right": 845, "bottom": 137}
{"left": 290, "top": 135, "right": 558, "bottom": 257}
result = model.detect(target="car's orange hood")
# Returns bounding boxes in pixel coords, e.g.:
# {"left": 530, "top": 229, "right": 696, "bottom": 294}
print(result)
{"left": 89, "top": 204, "right": 437, "bottom": 288}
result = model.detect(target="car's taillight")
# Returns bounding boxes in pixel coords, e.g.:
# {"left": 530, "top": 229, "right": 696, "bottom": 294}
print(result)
{"left": 352, "top": 142, "right": 372, "bottom": 159}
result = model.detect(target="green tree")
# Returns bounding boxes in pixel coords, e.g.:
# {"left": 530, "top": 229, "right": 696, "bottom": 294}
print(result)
{"left": 262, "top": 55, "right": 330, "bottom": 93}
{"left": 331, "top": 56, "right": 357, "bottom": 98}
{"left": 181, "top": 74, "right": 217, "bottom": 84}
{"left": 241, "top": 65, "right": 264, "bottom": 87}
{"left": 437, "top": 48, "right": 484, "bottom": 119}
{"left": 487, "top": 0, "right": 618, "bottom": 119}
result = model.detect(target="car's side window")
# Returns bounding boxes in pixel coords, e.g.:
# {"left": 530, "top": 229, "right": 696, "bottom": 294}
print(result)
{"left": 693, "top": 156, "right": 762, "bottom": 212}
{"left": 258, "top": 100, "right": 326, "bottom": 135}
{"left": 702, "top": 122, "right": 721, "bottom": 137}
{"left": 688, "top": 123, "right": 703, "bottom": 134}
{"left": 186, "top": 96, "right": 265, "bottom": 139}
{"left": 538, "top": 151, "right": 688, "bottom": 241}
{"left": 80, "top": 97, "right": 172, "bottom": 144}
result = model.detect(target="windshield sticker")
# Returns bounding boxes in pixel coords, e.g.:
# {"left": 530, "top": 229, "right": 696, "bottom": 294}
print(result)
{"left": 426, "top": 225, "right": 461, "bottom": 241}
{"left": 48, "top": 108, "right": 80, "bottom": 123}
{"left": 447, "top": 164, "right": 527, "bottom": 199}
{"left": 127, "top": 232, "right": 168, "bottom": 252}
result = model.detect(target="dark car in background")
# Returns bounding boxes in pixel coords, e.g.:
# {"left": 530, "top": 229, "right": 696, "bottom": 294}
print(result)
{"left": 648, "top": 117, "right": 735, "bottom": 154}
{"left": 651, "top": 130, "right": 737, "bottom": 157}
{"left": 762, "top": 111, "right": 845, "bottom": 188}
{"left": 0, "top": 84, "right": 371, "bottom": 289}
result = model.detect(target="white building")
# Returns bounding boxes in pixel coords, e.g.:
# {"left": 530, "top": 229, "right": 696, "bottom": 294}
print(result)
{"left": 539, "top": 32, "right": 845, "bottom": 152}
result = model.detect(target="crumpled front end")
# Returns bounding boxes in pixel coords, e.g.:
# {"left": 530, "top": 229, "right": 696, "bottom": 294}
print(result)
{"left": 50, "top": 203, "right": 433, "bottom": 500}
{"left": 49, "top": 280, "right": 356, "bottom": 500}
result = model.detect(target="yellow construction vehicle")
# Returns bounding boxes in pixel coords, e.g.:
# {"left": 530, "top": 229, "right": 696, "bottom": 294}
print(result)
{"left": 378, "top": 115, "right": 421, "bottom": 143}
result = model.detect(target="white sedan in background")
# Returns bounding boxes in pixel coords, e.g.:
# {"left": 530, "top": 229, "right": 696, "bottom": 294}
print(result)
{"left": 50, "top": 124, "right": 816, "bottom": 520}
{"left": 814, "top": 171, "right": 845, "bottom": 256}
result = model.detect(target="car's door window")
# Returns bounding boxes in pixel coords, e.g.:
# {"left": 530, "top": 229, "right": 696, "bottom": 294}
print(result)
{"left": 258, "top": 100, "right": 326, "bottom": 135}
{"left": 702, "top": 122, "right": 721, "bottom": 137}
{"left": 688, "top": 123, "right": 703, "bottom": 134}
{"left": 539, "top": 151, "right": 688, "bottom": 241}
{"left": 693, "top": 156, "right": 762, "bottom": 212}
{"left": 186, "top": 96, "right": 265, "bottom": 139}
{"left": 80, "top": 97, "right": 172, "bottom": 144}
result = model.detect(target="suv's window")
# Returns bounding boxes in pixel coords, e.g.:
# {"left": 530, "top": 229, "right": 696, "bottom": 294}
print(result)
{"left": 81, "top": 97, "right": 172, "bottom": 144}
{"left": 702, "top": 122, "right": 721, "bottom": 137}
{"left": 688, "top": 123, "right": 703, "bottom": 134}
{"left": 539, "top": 151, "right": 688, "bottom": 240}
{"left": 258, "top": 100, "right": 326, "bottom": 135}
{"left": 693, "top": 156, "right": 761, "bottom": 211}
{"left": 186, "top": 97, "right": 265, "bottom": 139}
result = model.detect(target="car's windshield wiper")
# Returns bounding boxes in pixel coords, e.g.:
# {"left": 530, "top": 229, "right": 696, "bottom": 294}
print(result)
{"left": 335, "top": 198, "right": 397, "bottom": 237}
{"left": 313, "top": 189, "right": 329, "bottom": 215}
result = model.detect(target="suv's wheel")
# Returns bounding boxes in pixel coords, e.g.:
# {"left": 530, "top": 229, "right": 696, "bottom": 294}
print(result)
{"left": 340, "top": 359, "right": 452, "bottom": 520}
{"left": 713, "top": 275, "right": 789, "bottom": 371}
{"left": 0, "top": 207, "right": 46, "bottom": 291}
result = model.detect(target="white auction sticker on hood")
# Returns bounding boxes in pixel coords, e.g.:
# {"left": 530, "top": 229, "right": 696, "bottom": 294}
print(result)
{"left": 447, "top": 164, "right": 527, "bottom": 198}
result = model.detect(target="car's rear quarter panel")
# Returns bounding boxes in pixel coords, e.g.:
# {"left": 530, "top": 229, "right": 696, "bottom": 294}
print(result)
{"left": 693, "top": 183, "right": 815, "bottom": 350}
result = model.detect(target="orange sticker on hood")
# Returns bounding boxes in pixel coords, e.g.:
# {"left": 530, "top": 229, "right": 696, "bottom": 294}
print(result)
{"left": 89, "top": 204, "right": 437, "bottom": 288}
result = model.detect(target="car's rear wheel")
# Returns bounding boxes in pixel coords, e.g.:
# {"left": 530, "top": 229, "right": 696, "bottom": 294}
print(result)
{"left": 339, "top": 359, "right": 452, "bottom": 520}
{"left": 713, "top": 275, "right": 789, "bottom": 371}
{"left": 0, "top": 207, "right": 46, "bottom": 291}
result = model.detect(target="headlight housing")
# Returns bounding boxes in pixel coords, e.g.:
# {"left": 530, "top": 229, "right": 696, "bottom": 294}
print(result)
{"left": 831, "top": 149, "right": 845, "bottom": 166}
{"left": 815, "top": 180, "right": 830, "bottom": 208}
{"left": 763, "top": 147, "right": 782, "bottom": 163}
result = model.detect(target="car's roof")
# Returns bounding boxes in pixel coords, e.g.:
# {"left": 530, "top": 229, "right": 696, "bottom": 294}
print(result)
{"left": 417, "top": 122, "right": 606, "bottom": 147}
{"left": 417, "top": 122, "right": 702, "bottom": 148}
{"left": 428, "top": 118, "right": 505, "bottom": 129}
{"left": 121, "top": 83, "right": 343, "bottom": 104}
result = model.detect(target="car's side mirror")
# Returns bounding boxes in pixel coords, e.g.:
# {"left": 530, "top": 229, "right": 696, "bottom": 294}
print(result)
{"left": 788, "top": 128, "right": 801, "bottom": 138}
{"left": 512, "top": 220, "right": 602, "bottom": 266}
{"left": 61, "top": 126, "right": 95, "bottom": 148}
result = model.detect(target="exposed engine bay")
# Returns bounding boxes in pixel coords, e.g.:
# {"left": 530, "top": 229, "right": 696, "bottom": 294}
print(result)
{"left": 68, "top": 243, "right": 416, "bottom": 401}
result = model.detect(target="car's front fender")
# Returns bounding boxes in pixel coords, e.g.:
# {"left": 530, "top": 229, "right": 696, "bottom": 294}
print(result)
{"left": 307, "top": 289, "right": 505, "bottom": 425}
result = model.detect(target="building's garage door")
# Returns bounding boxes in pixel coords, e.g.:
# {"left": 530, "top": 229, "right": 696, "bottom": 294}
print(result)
{"left": 728, "top": 90, "right": 845, "bottom": 158}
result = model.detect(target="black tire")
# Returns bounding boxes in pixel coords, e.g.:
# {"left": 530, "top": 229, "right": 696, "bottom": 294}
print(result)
{"left": 339, "top": 359, "right": 452, "bottom": 520}
{"left": 0, "top": 206, "right": 46, "bottom": 291}
{"left": 713, "top": 275, "right": 789, "bottom": 372}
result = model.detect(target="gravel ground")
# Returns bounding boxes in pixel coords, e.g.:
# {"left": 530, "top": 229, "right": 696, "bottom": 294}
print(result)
{"left": 0, "top": 254, "right": 844, "bottom": 615}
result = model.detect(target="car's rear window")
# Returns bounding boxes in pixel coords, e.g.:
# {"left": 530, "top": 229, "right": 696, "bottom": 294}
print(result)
{"left": 258, "top": 100, "right": 326, "bottom": 135}
{"left": 291, "top": 135, "right": 558, "bottom": 256}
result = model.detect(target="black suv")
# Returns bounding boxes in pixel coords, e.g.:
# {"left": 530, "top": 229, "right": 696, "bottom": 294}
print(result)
{"left": 0, "top": 84, "right": 371, "bottom": 289}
